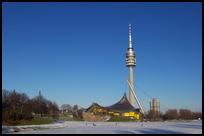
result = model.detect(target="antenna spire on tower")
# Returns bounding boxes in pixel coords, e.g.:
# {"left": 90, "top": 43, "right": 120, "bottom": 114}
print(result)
{"left": 129, "top": 24, "right": 132, "bottom": 48}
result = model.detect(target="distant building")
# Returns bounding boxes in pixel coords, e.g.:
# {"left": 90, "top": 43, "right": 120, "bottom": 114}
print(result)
{"left": 150, "top": 98, "right": 160, "bottom": 120}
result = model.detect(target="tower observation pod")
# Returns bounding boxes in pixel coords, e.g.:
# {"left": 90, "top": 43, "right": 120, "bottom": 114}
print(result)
{"left": 126, "top": 24, "right": 136, "bottom": 107}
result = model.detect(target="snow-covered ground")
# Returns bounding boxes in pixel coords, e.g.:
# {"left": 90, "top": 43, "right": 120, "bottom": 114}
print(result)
{"left": 2, "top": 120, "right": 202, "bottom": 134}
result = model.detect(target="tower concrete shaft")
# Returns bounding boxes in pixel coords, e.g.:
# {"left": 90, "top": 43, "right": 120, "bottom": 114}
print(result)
{"left": 129, "top": 66, "right": 135, "bottom": 106}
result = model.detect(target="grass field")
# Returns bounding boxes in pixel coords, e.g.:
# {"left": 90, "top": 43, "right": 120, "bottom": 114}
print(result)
{"left": 2, "top": 117, "right": 55, "bottom": 126}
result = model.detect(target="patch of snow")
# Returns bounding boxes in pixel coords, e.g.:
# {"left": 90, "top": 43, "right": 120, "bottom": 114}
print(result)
{"left": 2, "top": 120, "right": 202, "bottom": 134}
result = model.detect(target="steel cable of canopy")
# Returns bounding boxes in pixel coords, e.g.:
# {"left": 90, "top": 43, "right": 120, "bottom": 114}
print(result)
{"left": 133, "top": 84, "right": 169, "bottom": 113}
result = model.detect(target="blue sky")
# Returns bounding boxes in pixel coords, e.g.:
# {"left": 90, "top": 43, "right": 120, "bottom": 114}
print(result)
{"left": 2, "top": 2, "right": 202, "bottom": 112}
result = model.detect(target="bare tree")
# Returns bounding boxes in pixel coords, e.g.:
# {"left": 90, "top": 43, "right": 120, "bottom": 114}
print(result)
{"left": 47, "top": 101, "right": 59, "bottom": 118}
{"left": 61, "top": 104, "right": 72, "bottom": 113}
{"left": 179, "top": 109, "right": 192, "bottom": 120}
{"left": 191, "top": 112, "right": 202, "bottom": 120}
{"left": 32, "top": 91, "right": 49, "bottom": 116}
{"left": 73, "top": 105, "right": 78, "bottom": 112}
{"left": 145, "top": 110, "right": 161, "bottom": 121}
{"left": 164, "top": 109, "right": 178, "bottom": 120}
{"left": 19, "top": 93, "right": 29, "bottom": 114}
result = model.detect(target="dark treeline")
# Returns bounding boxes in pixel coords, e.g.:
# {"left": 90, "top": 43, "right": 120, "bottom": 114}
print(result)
{"left": 2, "top": 89, "right": 59, "bottom": 124}
{"left": 162, "top": 109, "right": 202, "bottom": 120}
{"left": 146, "top": 109, "right": 202, "bottom": 121}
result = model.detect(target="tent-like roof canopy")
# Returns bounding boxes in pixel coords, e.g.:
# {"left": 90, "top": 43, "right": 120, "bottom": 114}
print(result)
{"left": 105, "top": 93, "right": 139, "bottom": 112}
{"left": 86, "top": 93, "right": 140, "bottom": 113}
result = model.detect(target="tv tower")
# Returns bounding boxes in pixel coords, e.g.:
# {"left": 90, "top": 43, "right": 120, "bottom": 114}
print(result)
{"left": 126, "top": 24, "right": 136, "bottom": 107}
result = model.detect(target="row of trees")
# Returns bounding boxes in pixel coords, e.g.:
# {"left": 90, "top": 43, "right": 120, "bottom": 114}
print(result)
{"left": 61, "top": 104, "right": 81, "bottom": 113}
{"left": 145, "top": 109, "right": 202, "bottom": 121}
{"left": 162, "top": 109, "right": 202, "bottom": 120}
{"left": 2, "top": 89, "right": 59, "bottom": 123}
{"left": 60, "top": 104, "right": 84, "bottom": 120}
